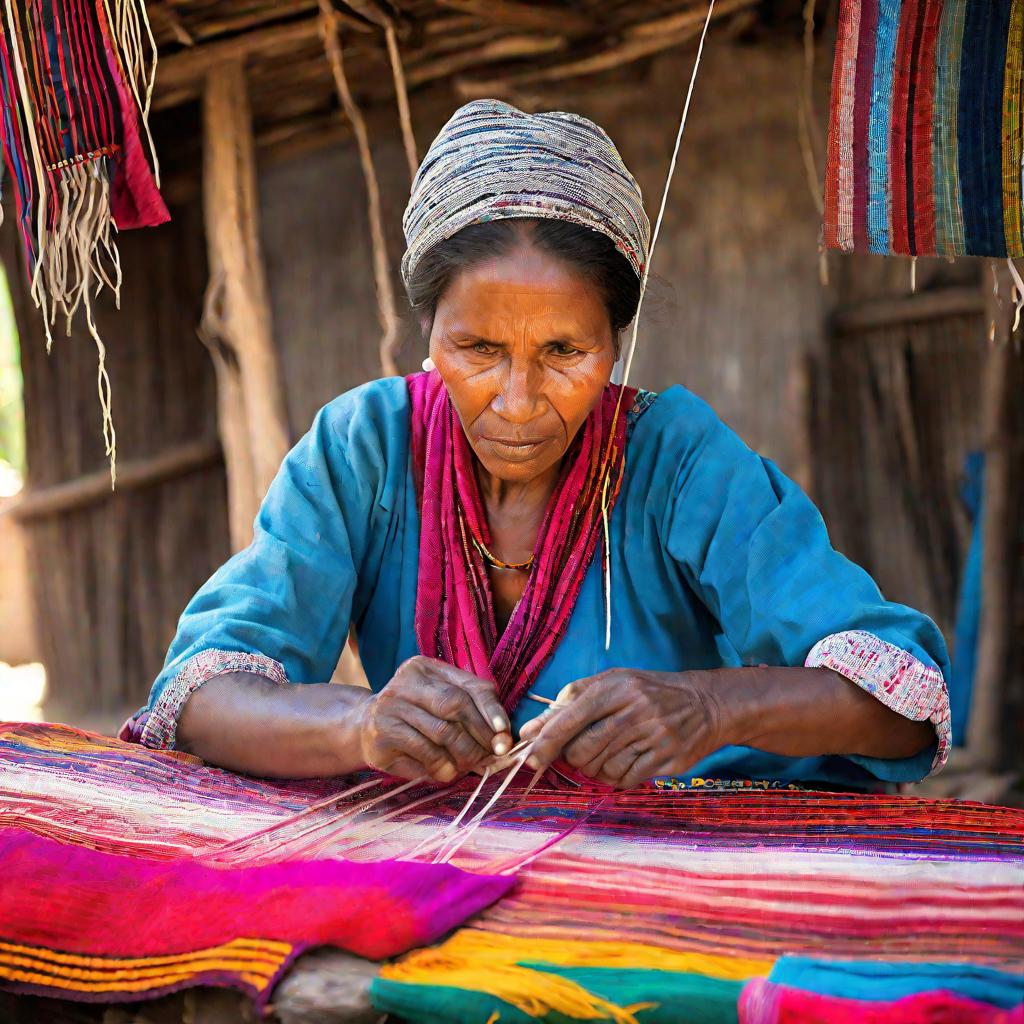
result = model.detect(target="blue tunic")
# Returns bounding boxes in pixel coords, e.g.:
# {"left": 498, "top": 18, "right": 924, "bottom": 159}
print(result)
{"left": 144, "top": 377, "right": 948, "bottom": 787}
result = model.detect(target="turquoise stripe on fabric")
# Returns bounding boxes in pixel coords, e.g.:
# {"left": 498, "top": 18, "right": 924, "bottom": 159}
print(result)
{"left": 769, "top": 957, "right": 1024, "bottom": 1009}
{"left": 868, "top": 0, "right": 904, "bottom": 253}
{"left": 933, "top": 0, "right": 968, "bottom": 256}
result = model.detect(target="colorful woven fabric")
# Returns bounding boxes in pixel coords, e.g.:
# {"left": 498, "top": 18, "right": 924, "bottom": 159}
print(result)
{"left": 0, "top": 826, "right": 512, "bottom": 1008}
{"left": 0, "top": 0, "right": 167, "bottom": 327}
{"left": 739, "top": 979, "right": 1024, "bottom": 1023}
{"left": 3, "top": 722, "right": 1023, "bottom": 1018}
{"left": 401, "top": 98, "right": 651, "bottom": 288}
{"left": 824, "top": 0, "right": 1024, "bottom": 257}
{"left": 407, "top": 369, "right": 636, "bottom": 713}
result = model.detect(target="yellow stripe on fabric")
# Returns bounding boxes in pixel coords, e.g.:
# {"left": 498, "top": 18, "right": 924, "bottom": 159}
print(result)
{"left": 933, "top": 0, "right": 968, "bottom": 257}
{"left": 1003, "top": 0, "right": 1024, "bottom": 257}
{"left": 0, "top": 952, "right": 282, "bottom": 985}
{"left": 0, "top": 936, "right": 292, "bottom": 968}
{"left": 0, "top": 967, "right": 274, "bottom": 994}
{"left": 381, "top": 929, "right": 773, "bottom": 1021}
{"left": 393, "top": 929, "right": 773, "bottom": 980}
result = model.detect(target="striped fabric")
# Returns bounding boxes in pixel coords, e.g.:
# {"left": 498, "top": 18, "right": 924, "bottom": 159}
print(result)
{"left": 2, "top": 722, "right": 1023, "bottom": 1019}
{"left": 825, "top": 0, "right": 1023, "bottom": 258}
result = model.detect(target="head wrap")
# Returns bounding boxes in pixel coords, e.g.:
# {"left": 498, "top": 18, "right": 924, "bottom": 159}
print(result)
{"left": 401, "top": 99, "right": 651, "bottom": 293}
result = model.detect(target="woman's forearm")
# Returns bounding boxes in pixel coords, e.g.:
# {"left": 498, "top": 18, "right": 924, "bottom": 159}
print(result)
{"left": 713, "top": 666, "right": 935, "bottom": 761}
{"left": 176, "top": 672, "right": 372, "bottom": 778}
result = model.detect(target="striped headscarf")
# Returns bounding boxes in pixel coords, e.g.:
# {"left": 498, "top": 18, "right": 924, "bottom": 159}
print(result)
{"left": 401, "top": 99, "right": 651, "bottom": 289}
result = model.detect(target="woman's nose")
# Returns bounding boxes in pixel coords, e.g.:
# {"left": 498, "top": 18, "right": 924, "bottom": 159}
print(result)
{"left": 492, "top": 363, "right": 542, "bottom": 423}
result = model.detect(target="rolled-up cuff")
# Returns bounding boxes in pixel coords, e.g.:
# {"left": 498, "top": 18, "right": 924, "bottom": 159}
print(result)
{"left": 804, "top": 630, "right": 951, "bottom": 776}
{"left": 119, "top": 649, "right": 288, "bottom": 751}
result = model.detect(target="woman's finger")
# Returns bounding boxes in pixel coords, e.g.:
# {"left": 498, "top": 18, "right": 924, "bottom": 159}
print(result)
{"left": 525, "top": 689, "right": 619, "bottom": 769}
{"left": 378, "top": 754, "right": 431, "bottom": 781}
{"left": 387, "top": 720, "right": 459, "bottom": 782}
{"left": 561, "top": 713, "right": 622, "bottom": 771}
{"left": 405, "top": 676, "right": 496, "bottom": 753}
{"left": 618, "top": 750, "right": 666, "bottom": 791}
{"left": 422, "top": 661, "right": 511, "bottom": 743}
{"left": 595, "top": 739, "right": 651, "bottom": 786}
{"left": 400, "top": 704, "right": 490, "bottom": 771}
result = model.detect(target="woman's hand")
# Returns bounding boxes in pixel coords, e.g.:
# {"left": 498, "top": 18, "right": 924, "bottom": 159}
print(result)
{"left": 356, "top": 656, "right": 512, "bottom": 782}
{"left": 518, "top": 669, "right": 723, "bottom": 789}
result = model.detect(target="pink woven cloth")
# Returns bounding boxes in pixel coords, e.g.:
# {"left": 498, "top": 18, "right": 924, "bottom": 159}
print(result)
{"left": 740, "top": 979, "right": 1024, "bottom": 1024}
{"left": 0, "top": 825, "right": 513, "bottom": 1007}
{"left": 407, "top": 370, "right": 635, "bottom": 712}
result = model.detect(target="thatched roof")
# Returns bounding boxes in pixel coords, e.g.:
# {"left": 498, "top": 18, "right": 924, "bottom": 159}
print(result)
{"left": 150, "top": 0, "right": 782, "bottom": 156}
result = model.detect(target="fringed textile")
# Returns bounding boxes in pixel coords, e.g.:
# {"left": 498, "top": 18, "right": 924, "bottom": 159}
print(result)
{"left": 2, "top": 722, "right": 1023, "bottom": 1018}
{"left": 0, "top": 0, "right": 168, "bottom": 480}
{"left": 407, "top": 369, "right": 636, "bottom": 713}
{"left": 824, "top": 0, "right": 1023, "bottom": 257}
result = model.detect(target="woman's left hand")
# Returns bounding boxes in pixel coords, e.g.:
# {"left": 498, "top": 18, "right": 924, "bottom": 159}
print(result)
{"left": 517, "top": 669, "right": 725, "bottom": 789}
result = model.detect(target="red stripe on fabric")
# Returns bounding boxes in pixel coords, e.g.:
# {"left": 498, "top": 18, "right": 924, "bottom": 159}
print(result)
{"left": 909, "top": 0, "right": 943, "bottom": 254}
{"left": 70, "top": 0, "right": 116, "bottom": 148}
{"left": 823, "top": 0, "right": 858, "bottom": 248}
{"left": 852, "top": 0, "right": 880, "bottom": 250}
{"left": 889, "top": 0, "right": 919, "bottom": 255}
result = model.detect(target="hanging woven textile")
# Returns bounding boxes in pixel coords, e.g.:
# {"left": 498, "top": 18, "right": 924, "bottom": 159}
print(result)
{"left": 823, "top": 0, "right": 1023, "bottom": 258}
{"left": 0, "top": 0, "right": 168, "bottom": 475}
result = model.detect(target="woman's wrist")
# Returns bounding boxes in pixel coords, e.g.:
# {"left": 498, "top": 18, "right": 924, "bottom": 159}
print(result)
{"left": 322, "top": 685, "right": 375, "bottom": 775}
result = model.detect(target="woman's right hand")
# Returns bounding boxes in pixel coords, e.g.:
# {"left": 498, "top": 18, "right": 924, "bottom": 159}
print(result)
{"left": 355, "top": 657, "right": 512, "bottom": 782}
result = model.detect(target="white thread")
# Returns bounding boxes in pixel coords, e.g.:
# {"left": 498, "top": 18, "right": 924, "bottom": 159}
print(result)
{"left": 1005, "top": 258, "right": 1024, "bottom": 335}
{"left": 603, "top": 0, "right": 717, "bottom": 640}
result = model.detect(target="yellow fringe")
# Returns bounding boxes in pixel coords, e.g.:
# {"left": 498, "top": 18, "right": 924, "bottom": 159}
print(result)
{"left": 380, "top": 929, "right": 772, "bottom": 1021}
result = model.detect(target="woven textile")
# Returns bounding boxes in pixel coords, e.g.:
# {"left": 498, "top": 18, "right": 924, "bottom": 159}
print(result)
{"left": 0, "top": 723, "right": 511, "bottom": 1007}
{"left": 2, "top": 722, "right": 1023, "bottom": 1019}
{"left": 401, "top": 98, "right": 650, "bottom": 288}
{"left": 824, "top": 0, "right": 1023, "bottom": 257}
{"left": 0, "top": 0, "right": 168, "bottom": 325}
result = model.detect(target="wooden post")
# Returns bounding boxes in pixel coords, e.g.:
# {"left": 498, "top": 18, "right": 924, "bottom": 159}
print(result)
{"left": 201, "top": 61, "right": 291, "bottom": 550}
{"left": 965, "top": 262, "right": 1015, "bottom": 769}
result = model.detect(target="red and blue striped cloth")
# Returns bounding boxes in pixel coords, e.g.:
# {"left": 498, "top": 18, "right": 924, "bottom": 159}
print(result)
{"left": 824, "top": 0, "right": 1023, "bottom": 258}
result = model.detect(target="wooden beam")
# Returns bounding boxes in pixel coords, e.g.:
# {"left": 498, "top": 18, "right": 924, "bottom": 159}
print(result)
{"left": 5, "top": 440, "right": 222, "bottom": 522}
{"left": 453, "top": 0, "right": 758, "bottom": 95}
{"left": 965, "top": 263, "right": 1016, "bottom": 770}
{"left": 154, "top": 13, "right": 372, "bottom": 109}
{"left": 201, "top": 61, "right": 292, "bottom": 550}
{"left": 435, "top": 0, "right": 592, "bottom": 35}
{"left": 831, "top": 287, "right": 986, "bottom": 334}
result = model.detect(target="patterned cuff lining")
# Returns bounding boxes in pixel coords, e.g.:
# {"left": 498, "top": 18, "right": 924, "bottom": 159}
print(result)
{"left": 125, "top": 650, "right": 289, "bottom": 751}
{"left": 804, "top": 630, "right": 951, "bottom": 776}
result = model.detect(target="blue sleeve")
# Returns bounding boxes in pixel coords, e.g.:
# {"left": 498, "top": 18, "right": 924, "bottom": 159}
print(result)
{"left": 658, "top": 387, "right": 950, "bottom": 782}
{"left": 130, "top": 379, "right": 407, "bottom": 748}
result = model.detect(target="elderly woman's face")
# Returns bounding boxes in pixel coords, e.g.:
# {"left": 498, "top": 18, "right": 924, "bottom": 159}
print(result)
{"left": 429, "top": 239, "right": 617, "bottom": 484}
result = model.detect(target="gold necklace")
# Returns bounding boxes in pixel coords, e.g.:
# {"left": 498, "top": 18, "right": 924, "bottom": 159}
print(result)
{"left": 471, "top": 536, "right": 534, "bottom": 572}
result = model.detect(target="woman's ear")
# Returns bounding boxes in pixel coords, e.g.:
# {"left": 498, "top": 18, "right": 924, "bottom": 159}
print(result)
{"left": 419, "top": 312, "right": 433, "bottom": 339}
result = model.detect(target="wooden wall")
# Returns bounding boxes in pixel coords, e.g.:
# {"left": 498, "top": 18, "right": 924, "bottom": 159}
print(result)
{"left": 3, "top": 197, "right": 229, "bottom": 722}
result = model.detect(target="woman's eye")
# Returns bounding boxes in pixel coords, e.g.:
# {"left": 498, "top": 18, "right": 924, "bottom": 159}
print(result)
{"left": 472, "top": 342, "right": 495, "bottom": 355}
{"left": 552, "top": 343, "right": 579, "bottom": 357}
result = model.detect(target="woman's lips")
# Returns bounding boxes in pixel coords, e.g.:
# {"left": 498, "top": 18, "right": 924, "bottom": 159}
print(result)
{"left": 480, "top": 435, "right": 549, "bottom": 460}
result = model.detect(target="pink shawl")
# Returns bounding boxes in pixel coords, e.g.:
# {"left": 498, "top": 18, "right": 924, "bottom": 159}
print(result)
{"left": 407, "top": 370, "right": 635, "bottom": 712}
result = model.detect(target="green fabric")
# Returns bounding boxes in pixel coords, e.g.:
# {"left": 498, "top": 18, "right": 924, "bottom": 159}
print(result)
{"left": 372, "top": 978, "right": 532, "bottom": 1024}
{"left": 371, "top": 965, "right": 742, "bottom": 1023}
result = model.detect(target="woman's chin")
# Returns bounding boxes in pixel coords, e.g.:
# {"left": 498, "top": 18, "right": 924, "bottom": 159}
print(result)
{"left": 477, "top": 447, "right": 558, "bottom": 484}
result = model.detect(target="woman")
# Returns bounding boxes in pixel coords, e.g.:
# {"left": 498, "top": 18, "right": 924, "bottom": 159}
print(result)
{"left": 123, "top": 100, "right": 950, "bottom": 790}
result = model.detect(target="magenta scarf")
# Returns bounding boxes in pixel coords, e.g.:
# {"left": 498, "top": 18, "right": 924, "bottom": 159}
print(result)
{"left": 407, "top": 370, "right": 635, "bottom": 713}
